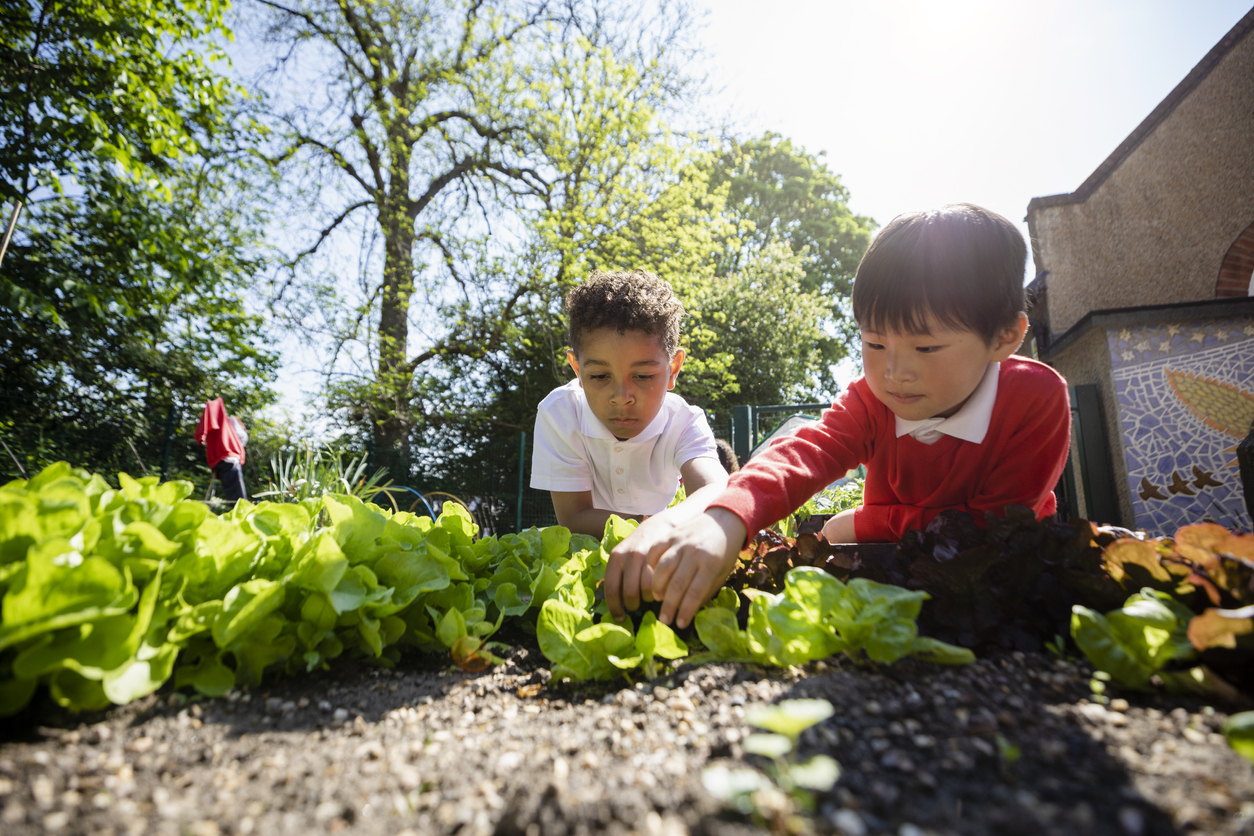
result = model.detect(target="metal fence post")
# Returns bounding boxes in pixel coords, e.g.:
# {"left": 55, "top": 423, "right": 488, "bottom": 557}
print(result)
{"left": 160, "top": 404, "right": 177, "bottom": 482}
{"left": 731, "top": 405, "right": 752, "bottom": 464}
{"left": 516, "top": 430, "right": 527, "bottom": 533}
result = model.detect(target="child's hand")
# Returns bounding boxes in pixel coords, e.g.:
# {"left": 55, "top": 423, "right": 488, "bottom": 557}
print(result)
{"left": 821, "top": 509, "right": 857, "bottom": 544}
{"left": 607, "top": 507, "right": 746, "bottom": 629}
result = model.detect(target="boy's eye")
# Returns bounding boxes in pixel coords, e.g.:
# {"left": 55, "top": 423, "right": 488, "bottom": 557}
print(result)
{"left": 916, "top": 345, "right": 942, "bottom": 354}
{"left": 588, "top": 373, "right": 609, "bottom": 381}
{"left": 635, "top": 374, "right": 656, "bottom": 381}
{"left": 863, "top": 341, "right": 884, "bottom": 351}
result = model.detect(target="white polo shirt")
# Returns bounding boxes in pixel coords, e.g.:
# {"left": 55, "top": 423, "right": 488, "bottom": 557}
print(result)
{"left": 530, "top": 379, "right": 718, "bottom": 516}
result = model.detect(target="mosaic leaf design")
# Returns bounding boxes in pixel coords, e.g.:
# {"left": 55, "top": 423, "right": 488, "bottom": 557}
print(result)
{"left": 1165, "top": 369, "right": 1254, "bottom": 438}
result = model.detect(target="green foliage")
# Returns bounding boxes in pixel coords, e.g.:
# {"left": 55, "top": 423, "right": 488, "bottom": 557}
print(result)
{"left": 693, "top": 568, "right": 972, "bottom": 669}
{"left": 778, "top": 480, "right": 864, "bottom": 539}
{"left": 1, "top": 462, "right": 968, "bottom": 715}
{"left": 707, "top": 132, "right": 878, "bottom": 360}
{"left": 0, "top": 163, "right": 277, "bottom": 481}
{"left": 679, "top": 243, "right": 836, "bottom": 412}
{"left": 703, "top": 698, "right": 840, "bottom": 825}
{"left": 254, "top": 444, "right": 391, "bottom": 505}
{"left": 1223, "top": 711, "right": 1254, "bottom": 762}
{"left": 1071, "top": 589, "right": 1197, "bottom": 689}
{"left": 0, "top": 0, "right": 242, "bottom": 201}
{"left": 1067, "top": 523, "right": 1254, "bottom": 697}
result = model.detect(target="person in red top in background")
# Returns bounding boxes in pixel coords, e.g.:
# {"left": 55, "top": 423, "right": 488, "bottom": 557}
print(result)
{"left": 603, "top": 203, "right": 1071, "bottom": 629}
{"left": 194, "top": 398, "right": 249, "bottom": 503}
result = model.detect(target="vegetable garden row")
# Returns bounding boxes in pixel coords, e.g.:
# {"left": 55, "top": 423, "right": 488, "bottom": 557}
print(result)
{"left": 4, "top": 461, "right": 1254, "bottom": 759}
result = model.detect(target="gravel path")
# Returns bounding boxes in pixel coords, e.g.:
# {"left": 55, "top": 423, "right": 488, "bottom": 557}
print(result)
{"left": 2, "top": 647, "right": 1252, "bottom": 836}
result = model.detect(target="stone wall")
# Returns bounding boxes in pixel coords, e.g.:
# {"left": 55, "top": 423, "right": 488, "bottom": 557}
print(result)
{"left": 1028, "top": 19, "right": 1254, "bottom": 335}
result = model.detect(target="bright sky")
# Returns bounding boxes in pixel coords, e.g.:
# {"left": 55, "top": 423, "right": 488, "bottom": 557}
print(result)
{"left": 698, "top": 0, "right": 1250, "bottom": 271}
{"left": 264, "top": 0, "right": 1253, "bottom": 417}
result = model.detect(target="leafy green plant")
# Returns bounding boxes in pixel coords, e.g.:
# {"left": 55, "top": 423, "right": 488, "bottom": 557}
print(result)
{"left": 693, "top": 569, "right": 973, "bottom": 669}
{"left": 1068, "top": 523, "right": 1254, "bottom": 698}
{"left": 777, "top": 481, "right": 863, "bottom": 539}
{"left": 1223, "top": 711, "right": 1254, "bottom": 761}
{"left": 1, "top": 462, "right": 972, "bottom": 717}
{"left": 703, "top": 699, "right": 839, "bottom": 832}
{"left": 254, "top": 443, "right": 392, "bottom": 505}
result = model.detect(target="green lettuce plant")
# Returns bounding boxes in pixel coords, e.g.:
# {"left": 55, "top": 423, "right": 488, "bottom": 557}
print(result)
{"left": 2, "top": 463, "right": 973, "bottom": 715}
{"left": 703, "top": 698, "right": 840, "bottom": 831}
{"left": 694, "top": 568, "right": 973, "bottom": 668}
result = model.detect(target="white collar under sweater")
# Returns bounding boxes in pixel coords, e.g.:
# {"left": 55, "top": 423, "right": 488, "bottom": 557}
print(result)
{"left": 893, "top": 361, "right": 999, "bottom": 446}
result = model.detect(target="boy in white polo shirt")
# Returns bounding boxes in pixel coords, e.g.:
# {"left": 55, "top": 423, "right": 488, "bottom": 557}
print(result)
{"left": 530, "top": 270, "right": 728, "bottom": 541}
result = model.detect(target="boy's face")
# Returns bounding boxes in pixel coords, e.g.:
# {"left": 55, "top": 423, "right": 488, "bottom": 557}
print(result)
{"left": 860, "top": 313, "right": 1027, "bottom": 421}
{"left": 567, "top": 328, "right": 685, "bottom": 440}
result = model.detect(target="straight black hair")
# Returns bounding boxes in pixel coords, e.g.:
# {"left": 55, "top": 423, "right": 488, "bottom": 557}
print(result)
{"left": 851, "top": 203, "right": 1026, "bottom": 344}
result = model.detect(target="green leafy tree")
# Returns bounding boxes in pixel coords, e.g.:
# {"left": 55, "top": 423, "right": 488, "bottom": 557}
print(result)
{"left": 708, "top": 132, "right": 877, "bottom": 358}
{"left": 681, "top": 242, "right": 834, "bottom": 413}
{"left": 0, "top": 0, "right": 242, "bottom": 201}
{"left": 255, "top": 0, "right": 706, "bottom": 481}
{"left": 256, "top": 0, "right": 561, "bottom": 479}
{"left": 0, "top": 164, "right": 278, "bottom": 482}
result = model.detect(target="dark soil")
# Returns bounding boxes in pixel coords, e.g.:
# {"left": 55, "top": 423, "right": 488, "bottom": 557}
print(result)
{"left": 2, "top": 646, "right": 1253, "bottom": 836}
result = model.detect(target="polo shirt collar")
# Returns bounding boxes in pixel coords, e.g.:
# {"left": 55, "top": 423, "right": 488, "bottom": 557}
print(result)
{"left": 574, "top": 380, "right": 667, "bottom": 443}
{"left": 894, "top": 361, "right": 1000, "bottom": 444}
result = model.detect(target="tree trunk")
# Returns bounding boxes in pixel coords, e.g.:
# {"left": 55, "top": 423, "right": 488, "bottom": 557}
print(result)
{"left": 373, "top": 193, "right": 416, "bottom": 482}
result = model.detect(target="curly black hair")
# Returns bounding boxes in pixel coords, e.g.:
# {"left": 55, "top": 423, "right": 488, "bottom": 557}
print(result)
{"left": 565, "top": 270, "right": 685, "bottom": 358}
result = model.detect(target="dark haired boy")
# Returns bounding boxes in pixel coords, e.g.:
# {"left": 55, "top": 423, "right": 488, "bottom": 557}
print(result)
{"left": 530, "top": 270, "right": 728, "bottom": 538}
{"left": 604, "top": 204, "right": 1071, "bottom": 628}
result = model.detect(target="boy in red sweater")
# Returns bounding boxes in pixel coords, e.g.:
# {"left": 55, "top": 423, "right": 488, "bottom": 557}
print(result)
{"left": 604, "top": 203, "right": 1071, "bottom": 629}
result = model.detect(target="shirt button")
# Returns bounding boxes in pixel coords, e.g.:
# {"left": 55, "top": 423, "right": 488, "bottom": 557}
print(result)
{"left": 615, "top": 467, "right": 624, "bottom": 475}
{"left": 614, "top": 446, "right": 623, "bottom": 453}
{"left": 617, "top": 488, "right": 625, "bottom": 494}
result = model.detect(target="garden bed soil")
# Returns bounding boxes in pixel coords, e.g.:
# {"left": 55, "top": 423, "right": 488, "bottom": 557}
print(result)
{"left": 2, "top": 647, "right": 1253, "bottom": 836}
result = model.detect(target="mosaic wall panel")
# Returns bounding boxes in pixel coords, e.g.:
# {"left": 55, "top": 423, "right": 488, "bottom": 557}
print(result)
{"left": 1109, "top": 316, "right": 1254, "bottom": 535}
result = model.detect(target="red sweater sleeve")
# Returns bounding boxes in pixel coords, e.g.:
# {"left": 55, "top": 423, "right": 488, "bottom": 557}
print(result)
{"left": 853, "top": 360, "right": 1071, "bottom": 541}
{"left": 708, "top": 384, "right": 883, "bottom": 536}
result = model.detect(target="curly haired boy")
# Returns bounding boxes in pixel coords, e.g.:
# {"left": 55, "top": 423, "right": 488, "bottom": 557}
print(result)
{"left": 530, "top": 270, "right": 728, "bottom": 538}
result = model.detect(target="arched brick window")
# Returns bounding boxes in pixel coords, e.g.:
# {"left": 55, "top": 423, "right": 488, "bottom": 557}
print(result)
{"left": 1216, "top": 220, "right": 1254, "bottom": 297}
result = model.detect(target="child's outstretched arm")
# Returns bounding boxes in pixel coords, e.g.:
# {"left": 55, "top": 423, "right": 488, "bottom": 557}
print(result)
{"left": 602, "top": 456, "right": 728, "bottom": 619}
{"left": 606, "top": 504, "right": 746, "bottom": 629}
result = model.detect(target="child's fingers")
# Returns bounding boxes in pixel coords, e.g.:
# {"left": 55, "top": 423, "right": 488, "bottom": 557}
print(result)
{"left": 648, "top": 542, "right": 683, "bottom": 603}
{"left": 640, "top": 564, "right": 655, "bottom": 602}
{"left": 674, "top": 563, "right": 723, "bottom": 629}
{"left": 602, "top": 551, "right": 629, "bottom": 622}
{"left": 656, "top": 548, "right": 699, "bottom": 626}
{"left": 618, "top": 549, "right": 650, "bottom": 613}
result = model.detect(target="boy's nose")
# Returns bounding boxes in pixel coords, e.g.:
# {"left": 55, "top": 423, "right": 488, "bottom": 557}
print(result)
{"left": 884, "top": 352, "right": 917, "bottom": 383}
{"left": 611, "top": 382, "right": 635, "bottom": 404}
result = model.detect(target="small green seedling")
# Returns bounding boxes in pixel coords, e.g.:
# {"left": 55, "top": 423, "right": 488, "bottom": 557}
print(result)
{"left": 1223, "top": 711, "right": 1254, "bottom": 762}
{"left": 1044, "top": 633, "right": 1068, "bottom": 659}
{"left": 1089, "top": 670, "right": 1112, "bottom": 705}
{"left": 702, "top": 698, "right": 840, "bottom": 831}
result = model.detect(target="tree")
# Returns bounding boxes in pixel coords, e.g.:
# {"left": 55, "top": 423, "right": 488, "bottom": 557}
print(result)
{"left": 0, "top": 0, "right": 242, "bottom": 203}
{"left": 255, "top": 0, "right": 706, "bottom": 479}
{"left": 0, "top": 163, "right": 278, "bottom": 480}
{"left": 708, "top": 132, "right": 877, "bottom": 359}
{"left": 681, "top": 242, "right": 833, "bottom": 413}
{"left": 0, "top": 0, "right": 276, "bottom": 482}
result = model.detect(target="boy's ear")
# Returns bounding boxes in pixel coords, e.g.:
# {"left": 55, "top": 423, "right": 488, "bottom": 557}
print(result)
{"left": 566, "top": 349, "right": 580, "bottom": 377}
{"left": 991, "top": 313, "right": 1029, "bottom": 361}
{"left": 667, "top": 348, "right": 686, "bottom": 390}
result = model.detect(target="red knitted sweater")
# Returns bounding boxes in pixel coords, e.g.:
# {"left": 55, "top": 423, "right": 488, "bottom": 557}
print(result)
{"left": 710, "top": 357, "right": 1071, "bottom": 542}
